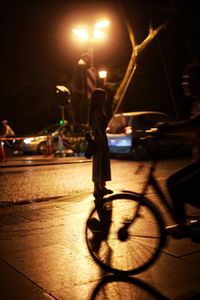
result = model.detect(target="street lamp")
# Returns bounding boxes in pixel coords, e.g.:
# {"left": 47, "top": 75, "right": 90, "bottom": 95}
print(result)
{"left": 72, "top": 19, "right": 110, "bottom": 118}
{"left": 98, "top": 69, "right": 108, "bottom": 88}
{"left": 98, "top": 69, "right": 107, "bottom": 79}
{"left": 72, "top": 19, "right": 110, "bottom": 68}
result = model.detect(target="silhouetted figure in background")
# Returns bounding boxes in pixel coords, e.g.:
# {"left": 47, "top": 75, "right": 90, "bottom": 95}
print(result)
{"left": 88, "top": 88, "right": 113, "bottom": 198}
{"left": 0, "top": 120, "right": 15, "bottom": 138}
{"left": 158, "top": 63, "right": 200, "bottom": 236}
{"left": 0, "top": 120, "right": 16, "bottom": 150}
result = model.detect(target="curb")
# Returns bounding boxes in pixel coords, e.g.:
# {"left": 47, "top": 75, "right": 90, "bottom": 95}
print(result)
{"left": 0, "top": 157, "right": 92, "bottom": 168}
{"left": 0, "top": 191, "right": 92, "bottom": 208}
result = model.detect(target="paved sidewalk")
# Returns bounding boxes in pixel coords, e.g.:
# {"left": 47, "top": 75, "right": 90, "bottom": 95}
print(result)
{"left": 0, "top": 193, "right": 200, "bottom": 300}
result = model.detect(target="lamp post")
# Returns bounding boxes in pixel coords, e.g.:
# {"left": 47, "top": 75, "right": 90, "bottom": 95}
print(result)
{"left": 56, "top": 85, "right": 71, "bottom": 124}
{"left": 72, "top": 20, "right": 110, "bottom": 121}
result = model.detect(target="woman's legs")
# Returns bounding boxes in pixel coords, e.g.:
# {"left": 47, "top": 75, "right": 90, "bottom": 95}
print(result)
{"left": 94, "top": 182, "right": 99, "bottom": 194}
{"left": 99, "top": 181, "right": 105, "bottom": 190}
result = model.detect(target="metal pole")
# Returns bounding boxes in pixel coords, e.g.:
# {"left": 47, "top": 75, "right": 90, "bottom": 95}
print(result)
{"left": 60, "top": 106, "right": 65, "bottom": 121}
{"left": 89, "top": 41, "right": 94, "bottom": 68}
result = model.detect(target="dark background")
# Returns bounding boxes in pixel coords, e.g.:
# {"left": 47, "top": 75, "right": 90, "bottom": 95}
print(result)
{"left": 1, "top": 0, "right": 200, "bottom": 135}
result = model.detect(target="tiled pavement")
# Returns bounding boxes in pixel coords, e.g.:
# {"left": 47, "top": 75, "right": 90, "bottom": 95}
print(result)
{"left": 1, "top": 155, "right": 200, "bottom": 299}
{"left": 0, "top": 193, "right": 200, "bottom": 300}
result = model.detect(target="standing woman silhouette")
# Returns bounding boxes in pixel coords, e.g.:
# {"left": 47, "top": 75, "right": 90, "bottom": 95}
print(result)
{"left": 88, "top": 88, "right": 113, "bottom": 198}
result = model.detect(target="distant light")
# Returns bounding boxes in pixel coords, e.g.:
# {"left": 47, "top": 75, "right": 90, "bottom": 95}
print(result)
{"left": 56, "top": 85, "right": 70, "bottom": 93}
{"left": 72, "top": 28, "right": 89, "bottom": 41}
{"left": 94, "top": 20, "right": 110, "bottom": 29}
{"left": 124, "top": 126, "right": 132, "bottom": 135}
{"left": 72, "top": 20, "right": 110, "bottom": 43}
{"left": 78, "top": 58, "right": 87, "bottom": 65}
{"left": 93, "top": 29, "right": 105, "bottom": 41}
{"left": 99, "top": 70, "right": 107, "bottom": 79}
{"left": 59, "top": 119, "right": 64, "bottom": 126}
{"left": 24, "top": 137, "right": 34, "bottom": 144}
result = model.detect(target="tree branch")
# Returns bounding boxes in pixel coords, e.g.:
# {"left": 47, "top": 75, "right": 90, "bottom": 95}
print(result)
{"left": 113, "top": 21, "right": 167, "bottom": 114}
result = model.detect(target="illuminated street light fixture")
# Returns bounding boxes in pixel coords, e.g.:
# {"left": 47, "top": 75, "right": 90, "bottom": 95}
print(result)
{"left": 72, "top": 20, "right": 110, "bottom": 43}
{"left": 98, "top": 70, "right": 107, "bottom": 79}
{"left": 56, "top": 85, "right": 70, "bottom": 94}
{"left": 73, "top": 19, "right": 110, "bottom": 103}
{"left": 78, "top": 58, "right": 87, "bottom": 66}
{"left": 72, "top": 28, "right": 89, "bottom": 41}
{"left": 98, "top": 69, "right": 108, "bottom": 87}
{"left": 72, "top": 19, "right": 110, "bottom": 67}
{"left": 94, "top": 20, "right": 110, "bottom": 29}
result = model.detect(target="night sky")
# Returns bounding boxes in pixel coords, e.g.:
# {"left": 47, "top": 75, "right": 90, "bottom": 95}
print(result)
{"left": 1, "top": 0, "right": 200, "bottom": 135}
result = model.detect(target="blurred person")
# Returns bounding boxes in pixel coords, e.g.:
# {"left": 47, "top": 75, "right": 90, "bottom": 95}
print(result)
{"left": 157, "top": 63, "right": 200, "bottom": 236}
{"left": 0, "top": 120, "right": 15, "bottom": 138}
{"left": 88, "top": 88, "right": 113, "bottom": 198}
{"left": 0, "top": 120, "right": 16, "bottom": 149}
{"left": 58, "top": 120, "right": 73, "bottom": 153}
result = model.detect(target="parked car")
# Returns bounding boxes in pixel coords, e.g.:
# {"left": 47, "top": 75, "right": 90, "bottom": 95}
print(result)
{"left": 21, "top": 122, "right": 86, "bottom": 155}
{"left": 106, "top": 111, "right": 190, "bottom": 159}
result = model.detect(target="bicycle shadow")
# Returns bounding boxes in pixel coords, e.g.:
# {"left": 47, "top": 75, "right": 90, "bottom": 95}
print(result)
{"left": 89, "top": 274, "right": 169, "bottom": 300}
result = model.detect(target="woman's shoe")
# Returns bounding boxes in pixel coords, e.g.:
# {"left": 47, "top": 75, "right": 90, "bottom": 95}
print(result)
{"left": 102, "top": 188, "right": 113, "bottom": 196}
{"left": 93, "top": 188, "right": 113, "bottom": 198}
{"left": 93, "top": 191, "right": 103, "bottom": 198}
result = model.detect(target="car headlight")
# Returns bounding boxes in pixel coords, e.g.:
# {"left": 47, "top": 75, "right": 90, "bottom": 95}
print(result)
{"left": 23, "top": 138, "right": 34, "bottom": 144}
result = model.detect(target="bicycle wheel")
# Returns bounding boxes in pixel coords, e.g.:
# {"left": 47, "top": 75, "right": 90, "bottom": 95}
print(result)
{"left": 85, "top": 193, "right": 166, "bottom": 275}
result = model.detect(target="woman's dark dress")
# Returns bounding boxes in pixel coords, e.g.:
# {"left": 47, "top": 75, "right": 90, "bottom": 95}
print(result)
{"left": 91, "top": 110, "right": 111, "bottom": 183}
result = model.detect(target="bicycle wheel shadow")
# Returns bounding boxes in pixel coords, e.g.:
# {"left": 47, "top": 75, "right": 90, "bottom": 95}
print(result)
{"left": 89, "top": 274, "right": 169, "bottom": 300}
